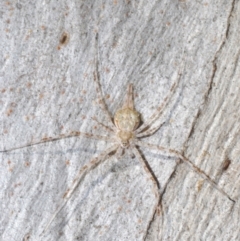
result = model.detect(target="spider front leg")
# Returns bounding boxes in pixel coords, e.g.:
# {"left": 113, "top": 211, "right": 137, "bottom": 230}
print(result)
{"left": 42, "top": 143, "right": 119, "bottom": 234}
{"left": 135, "top": 140, "right": 235, "bottom": 203}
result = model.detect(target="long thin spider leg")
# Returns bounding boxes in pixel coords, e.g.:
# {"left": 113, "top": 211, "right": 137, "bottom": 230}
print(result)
{"left": 135, "top": 140, "right": 235, "bottom": 202}
{"left": 131, "top": 145, "right": 161, "bottom": 241}
{"left": 93, "top": 33, "right": 115, "bottom": 129}
{"left": 42, "top": 144, "right": 119, "bottom": 234}
{"left": 0, "top": 131, "right": 114, "bottom": 153}
{"left": 136, "top": 78, "right": 179, "bottom": 135}
{"left": 136, "top": 64, "right": 182, "bottom": 134}
{"left": 136, "top": 121, "right": 165, "bottom": 138}
{"left": 91, "top": 116, "right": 116, "bottom": 132}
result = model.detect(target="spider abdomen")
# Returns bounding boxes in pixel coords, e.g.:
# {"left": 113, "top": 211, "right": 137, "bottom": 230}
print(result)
{"left": 114, "top": 108, "right": 140, "bottom": 132}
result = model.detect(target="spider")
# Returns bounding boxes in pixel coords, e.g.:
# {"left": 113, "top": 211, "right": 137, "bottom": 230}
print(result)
{"left": 1, "top": 40, "right": 234, "bottom": 240}
{"left": 12, "top": 75, "right": 234, "bottom": 235}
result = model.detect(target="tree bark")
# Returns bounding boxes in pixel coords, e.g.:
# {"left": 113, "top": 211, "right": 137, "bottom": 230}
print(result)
{"left": 1, "top": 1, "right": 240, "bottom": 240}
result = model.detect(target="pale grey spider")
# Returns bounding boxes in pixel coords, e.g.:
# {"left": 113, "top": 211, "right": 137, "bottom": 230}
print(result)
{"left": 44, "top": 77, "right": 232, "bottom": 238}
{"left": 1, "top": 39, "right": 234, "bottom": 240}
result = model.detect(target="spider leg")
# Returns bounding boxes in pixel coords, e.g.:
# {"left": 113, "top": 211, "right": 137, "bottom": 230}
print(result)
{"left": 136, "top": 121, "right": 165, "bottom": 138}
{"left": 91, "top": 116, "right": 116, "bottom": 132}
{"left": 136, "top": 58, "right": 186, "bottom": 136}
{"left": 0, "top": 131, "right": 114, "bottom": 153}
{"left": 93, "top": 33, "right": 116, "bottom": 129}
{"left": 135, "top": 140, "right": 235, "bottom": 202}
{"left": 131, "top": 145, "right": 162, "bottom": 241}
{"left": 136, "top": 78, "right": 179, "bottom": 135}
{"left": 42, "top": 143, "right": 119, "bottom": 234}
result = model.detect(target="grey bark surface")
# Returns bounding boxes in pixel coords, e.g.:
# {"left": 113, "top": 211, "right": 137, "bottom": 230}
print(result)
{"left": 1, "top": 1, "right": 240, "bottom": 241}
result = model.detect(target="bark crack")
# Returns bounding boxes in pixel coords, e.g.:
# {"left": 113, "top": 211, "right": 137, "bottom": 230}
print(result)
{"left": 186, "top": 0, "right": 236, "bottom": 142}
